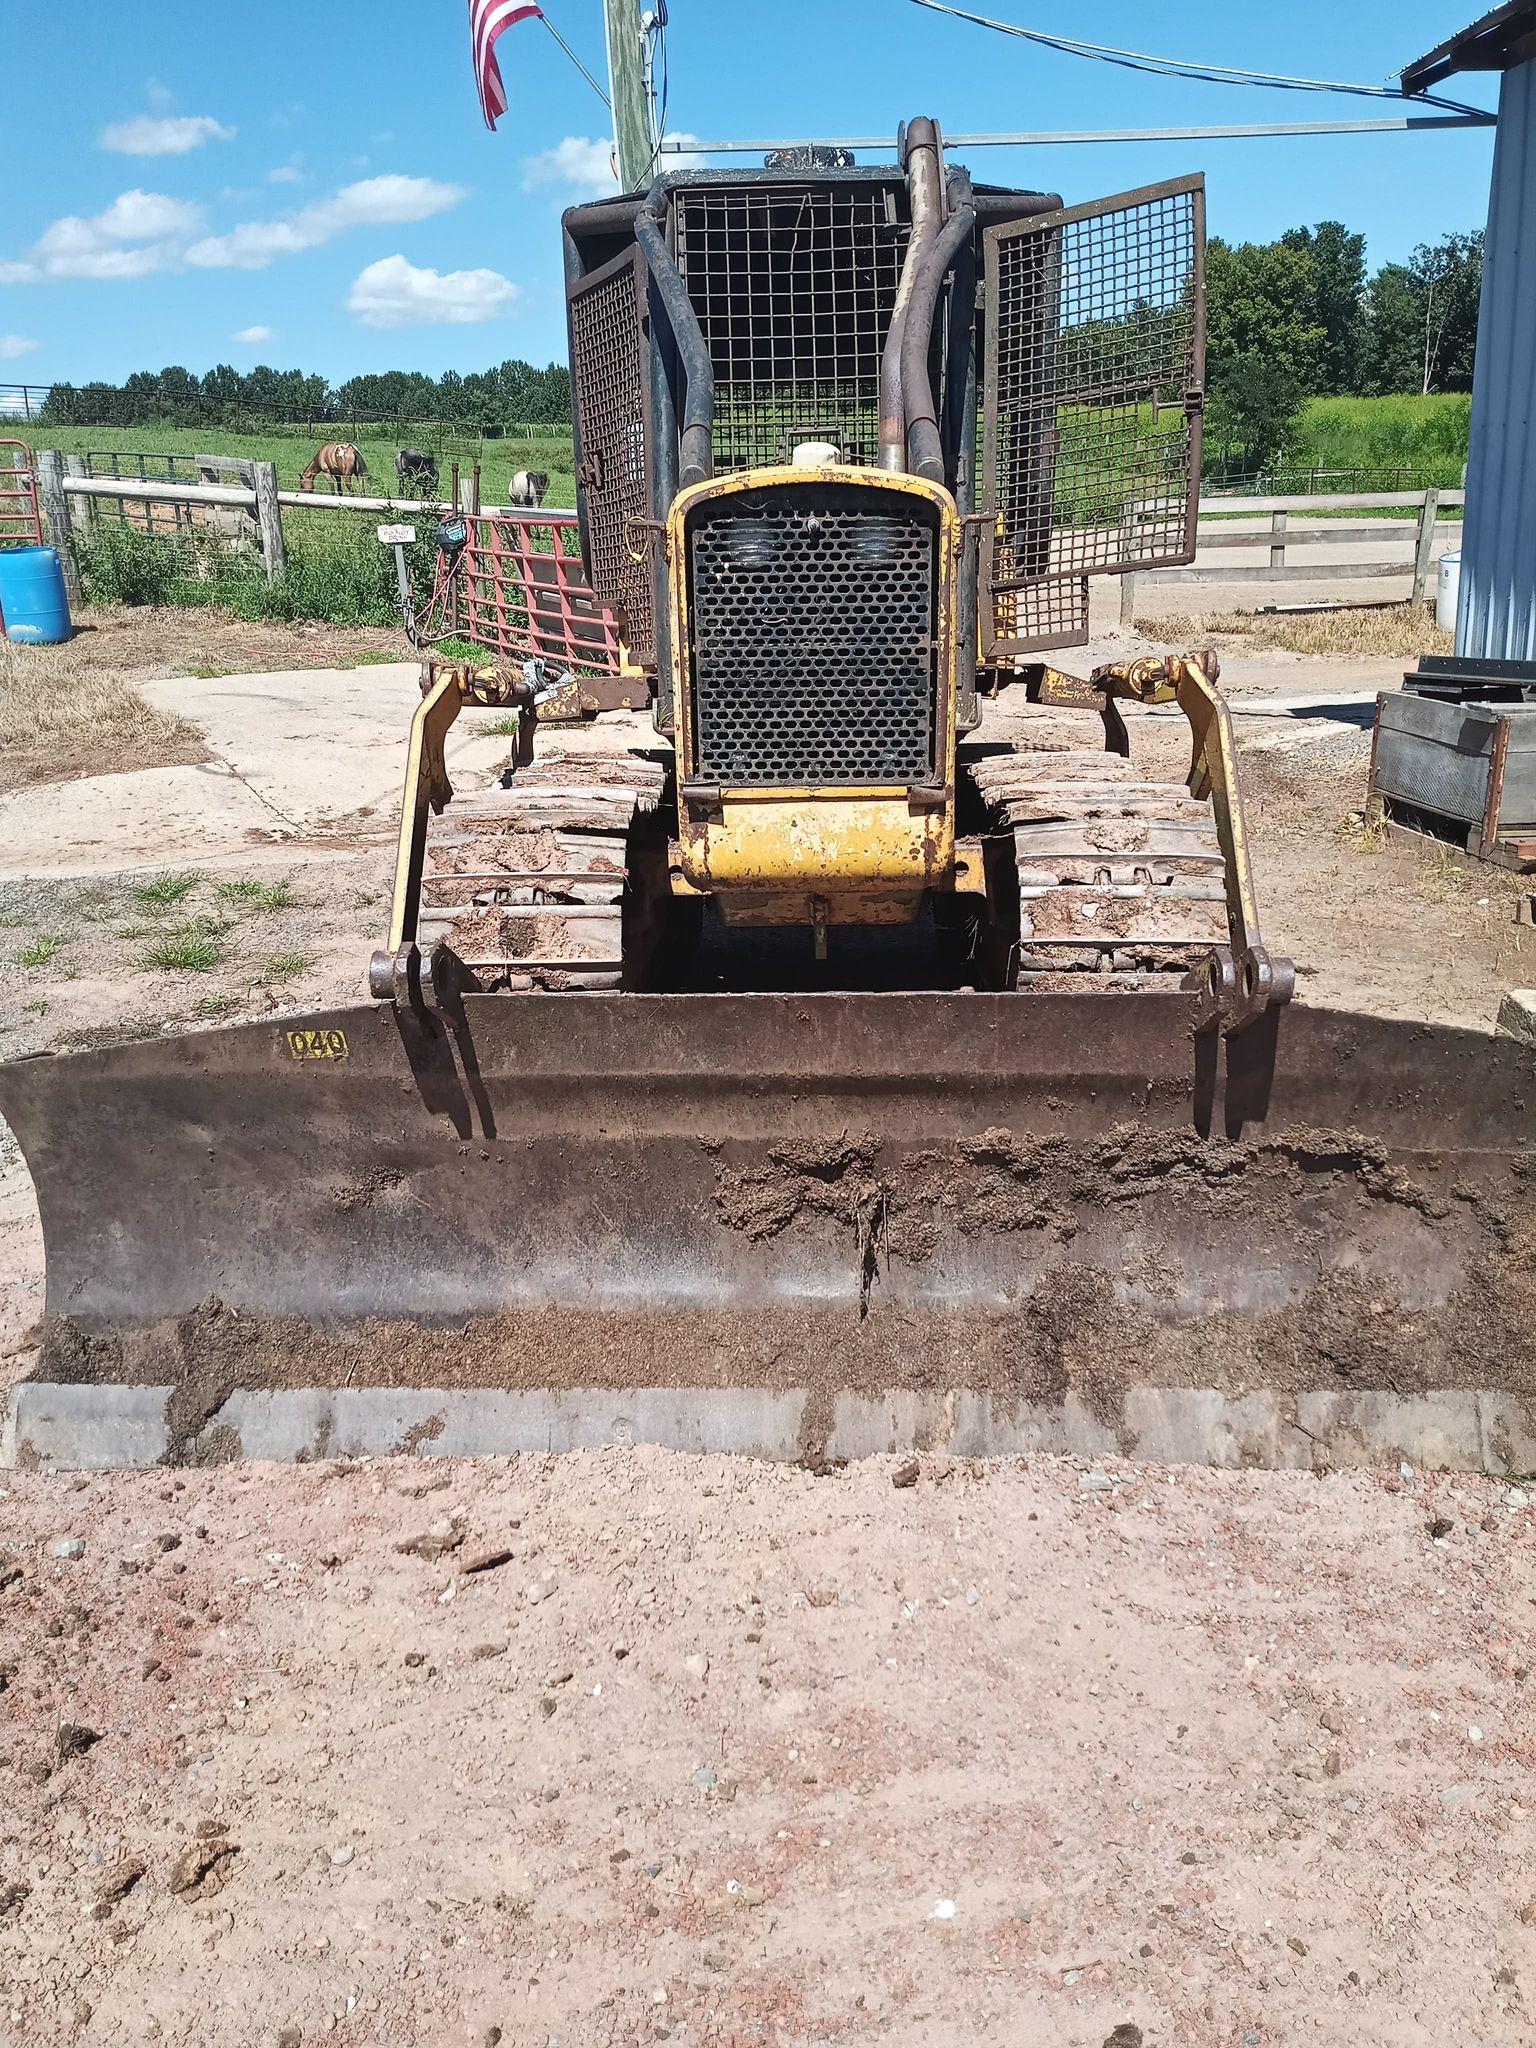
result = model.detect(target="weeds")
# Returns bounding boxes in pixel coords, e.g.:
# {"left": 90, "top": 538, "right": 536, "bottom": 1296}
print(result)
{"left": 132, "top": 872, "right": 201, "bottom": 910}
{"left": 1139, "top": 606, "right": 1453, "bottom": 660}
{"left": 256, "top": 951, "right": 313, "bottom": 984}
{"left": 194, "top": 993, "right": 242, "bottom": 1018}
{"left": 13, "top": 934, "right": 67, "bottom": 967}
{"left": 1335, "top": 805, "right": 1388, "bottom": 855}
{"left": 215, "top": 878, "right": 297, "bottom": 911}
{"left": 142, "top": 921, "right": 226, "bottom": 972}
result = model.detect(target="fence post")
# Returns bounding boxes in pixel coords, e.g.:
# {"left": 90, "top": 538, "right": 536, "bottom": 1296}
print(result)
{"left": 1412, "top": 486, "right": 1441, "bottom": 605}
{"left": 251, "top": 460, "right": 286, "bottom": 584}
{"left": 62, "top": 453, "right": 96, "bottom": 534}
{"left": 1269, "top": 509, "right": 1287, "bottom": 573}
{"left": 1119, "top": 570, "right": 1136, "bottom": 628}
{"left": 35, "top": 450, "right": 81, "bottom": 606}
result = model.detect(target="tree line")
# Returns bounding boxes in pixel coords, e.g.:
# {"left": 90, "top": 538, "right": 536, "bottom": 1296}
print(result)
{"left": 1205, "top": 224, "right": 1482, "bottom": 471}
{"left": 37, "top": 358, "right": 574, "bottom": 431}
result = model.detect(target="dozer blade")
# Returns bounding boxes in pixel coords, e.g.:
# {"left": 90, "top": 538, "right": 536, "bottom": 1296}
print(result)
{"left": 2, "top": 993, "right": 1534, "bottom": 1472}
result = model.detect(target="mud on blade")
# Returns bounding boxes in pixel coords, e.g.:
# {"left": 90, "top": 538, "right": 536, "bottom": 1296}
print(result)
{"left": 2, "top": 993, "right": 1533, "bottom": 1465}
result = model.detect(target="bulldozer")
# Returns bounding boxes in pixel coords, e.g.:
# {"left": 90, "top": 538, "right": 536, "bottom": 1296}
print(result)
{"left": 2, "top": 122, "right": 1533, "bottom": 1472}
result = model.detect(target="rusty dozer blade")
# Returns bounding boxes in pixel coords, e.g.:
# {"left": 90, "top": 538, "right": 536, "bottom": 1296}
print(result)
{"left": 2, "top": 992, "right": 1534, "bottom": 1472}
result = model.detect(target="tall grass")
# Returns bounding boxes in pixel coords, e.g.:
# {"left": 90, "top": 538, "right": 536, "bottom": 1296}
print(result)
{"left": 1288, "top": 394, "right": 1471, "bottom": 489}
{"left": 77, "top": 514, "right": 439, "bottom": 628}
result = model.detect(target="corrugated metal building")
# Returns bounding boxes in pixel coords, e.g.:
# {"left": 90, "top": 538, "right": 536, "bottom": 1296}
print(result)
{"left": 1404, "top": 4, "right": 1536, "bottom": 661}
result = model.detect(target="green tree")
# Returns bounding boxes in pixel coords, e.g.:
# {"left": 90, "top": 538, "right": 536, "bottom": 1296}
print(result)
{"left": 1204, "top": 237, "right": 1328, "bottom": 394}
{"left": 1361, "top": 232, "right": 1482, "bottom": 394}
{"left": 1279, "top": 221, "right": 1366, "bottom": 395}
{"left": 1205, "top": 354, "right": 1306, "bottom": 476}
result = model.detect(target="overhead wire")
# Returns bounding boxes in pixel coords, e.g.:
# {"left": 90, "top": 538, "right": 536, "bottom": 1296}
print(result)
{"left": 907, "top": 0, "right": 1489, "bottom": 120}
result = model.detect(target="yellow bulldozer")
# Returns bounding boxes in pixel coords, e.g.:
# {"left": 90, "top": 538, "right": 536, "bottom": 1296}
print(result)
{"left": 2, "top": 122, "right": 1532, "bottom": 1471}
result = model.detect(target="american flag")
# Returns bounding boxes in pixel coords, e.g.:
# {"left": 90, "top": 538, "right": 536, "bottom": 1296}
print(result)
{"left": 469, "top": 0, "right": 544, "bottom": 130}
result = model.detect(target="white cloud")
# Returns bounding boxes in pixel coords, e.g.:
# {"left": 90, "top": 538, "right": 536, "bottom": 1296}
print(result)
{"left": 232, "top": 324, "right": 276, "bottom": 345}
{"left": 266, "top": 164, "right": 303, "bottom": 185}
{"left": 0, "top": 172, "right": 467, "bottom": 289}
{"left": 522, "top": 136, "right": 618, "bottom": 198}
{"left": 100, "top": 113, "right": 235, "bottom": 155}
{"left": 37, "top": 191, "right": 205, "bottom": 255}
{"left": 3, "top": 190, "right": 208, "bottom": 281}
{"left": 0, "top": 335, "right": 39, "bottom": 360}
{"left": 346, "top": 254, "right": 518, "bottom": 329}
{"left": 186, "top": 174, "right": 468, "bottom": 270}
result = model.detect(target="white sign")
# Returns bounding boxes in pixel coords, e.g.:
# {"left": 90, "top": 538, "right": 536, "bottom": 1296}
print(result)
{"left": 376, "top": 523, "right": 417, "bottom": 546}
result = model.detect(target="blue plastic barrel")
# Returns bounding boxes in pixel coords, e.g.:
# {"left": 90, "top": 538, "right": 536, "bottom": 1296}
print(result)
{"left": 0, "top": 546, "right": 73, "bottom": 644}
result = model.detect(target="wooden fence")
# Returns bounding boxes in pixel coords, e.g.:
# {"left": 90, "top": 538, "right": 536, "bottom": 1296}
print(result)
{"left": 31, "top": 448, "right": 540, "bottom": 605}
{"left": 27, "top": 449, "right": 1468, "bottom": 629}
{"left": 1120, "top": 488, "right": 1465, "bottom": 622}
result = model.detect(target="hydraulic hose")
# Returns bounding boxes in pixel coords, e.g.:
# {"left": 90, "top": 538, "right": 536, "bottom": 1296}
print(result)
{"left": 901, "top": 171, "right": 977, "bottom": 486}
{"left": 635, "top": 192, "right": 716, "bottom": 487}
{"left": 878, "top": 117, "right": 945, "bottom": 471}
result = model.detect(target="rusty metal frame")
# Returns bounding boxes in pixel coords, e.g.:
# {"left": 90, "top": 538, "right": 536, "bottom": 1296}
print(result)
{"left": 980, "top": 174, "right": 1205, "bottom": 661}
{"left": 566, "top": 243, "right": 656, "bottom": 664}
{"left": 0, "top": 438, "right": 43, "bottom": 552}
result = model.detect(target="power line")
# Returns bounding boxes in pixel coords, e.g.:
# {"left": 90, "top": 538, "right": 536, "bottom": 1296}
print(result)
{"left": 907, "top": 0, "right": 1489, "bottom": 120}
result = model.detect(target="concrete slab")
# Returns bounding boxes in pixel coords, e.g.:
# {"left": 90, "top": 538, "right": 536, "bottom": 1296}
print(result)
{"left": 6, "top": 1382, "right": 171, "bottom": 1469}
{"left": 140, "top": 663, "right": 510, "bottom": 832}
{"left": 0, "top": 662, "right": 512, "bottom": 881}
{"left": 12, "top": 1379, "right": 1536, "bottom": 1475}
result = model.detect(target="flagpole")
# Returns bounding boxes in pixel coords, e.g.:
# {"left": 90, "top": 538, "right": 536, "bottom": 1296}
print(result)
{"left": 602, "top": 0, "right": 653, "bottom": 191}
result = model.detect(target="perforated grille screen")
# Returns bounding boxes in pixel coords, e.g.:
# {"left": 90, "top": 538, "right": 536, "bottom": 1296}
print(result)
{"left": 672, "top": 183, "right": 910, "bottom": 473}
{"left": 984, "top": 176, "right": 1203, "bottom": 648}
{"left": 568, "top": 250, "right": 655, "bottom": 662}
{"left": 688, "top": 487, "right": 938, "bottom": 787}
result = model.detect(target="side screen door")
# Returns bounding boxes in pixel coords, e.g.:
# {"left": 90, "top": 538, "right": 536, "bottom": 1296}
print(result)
{"left": 981, "top": 175, "right": 1205, "bottom": 656}
{"left": 567, "top": 245, "right": 655, "bottom": 665}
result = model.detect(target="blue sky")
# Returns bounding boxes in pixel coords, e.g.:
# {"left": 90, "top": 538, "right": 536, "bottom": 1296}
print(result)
{"left": 0, "top": 0, "right": 1501, "bottom": 388}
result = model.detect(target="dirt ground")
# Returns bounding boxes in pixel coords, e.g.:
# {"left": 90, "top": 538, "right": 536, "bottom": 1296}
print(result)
{"left": 3, "top": 596, "right": 1535, "bottom": 2045}
{"left": 3, "top": 1451, "right": 1535, "bottom": 2048}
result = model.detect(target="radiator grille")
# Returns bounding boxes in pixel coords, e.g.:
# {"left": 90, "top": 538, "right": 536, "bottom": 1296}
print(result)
{"left": 673, "top": 183, "right": 910, "bottom": 473}
{"left": 568, "top": 250, "right": 655, "bottom": 662}
{"left": 688, "top": 489, "right": 938, "bottom": 787}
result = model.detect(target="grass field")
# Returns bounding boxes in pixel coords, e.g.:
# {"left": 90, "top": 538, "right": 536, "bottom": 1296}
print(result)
{"left": 11, "top": 393, "right": 1474, "bottom": 627}
{"left": 28, "top": 423, "right": 578, "bottom": 508}
{"left": 1284, "top": 393, "right": 1472, "bottom": 488}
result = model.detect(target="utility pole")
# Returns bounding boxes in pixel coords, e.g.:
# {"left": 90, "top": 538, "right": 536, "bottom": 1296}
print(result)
{"left": 603, "top": 0, "right": 653, "bottom": 192}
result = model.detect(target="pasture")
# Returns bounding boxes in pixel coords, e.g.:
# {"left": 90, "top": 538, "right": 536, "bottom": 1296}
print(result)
{"left": 26, "top": 422, "right": 578, "bottom": 509}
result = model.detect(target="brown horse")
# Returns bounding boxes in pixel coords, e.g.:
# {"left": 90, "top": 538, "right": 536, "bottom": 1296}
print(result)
{"left": 298, "top": 443, "right": 368, "bottom": 495}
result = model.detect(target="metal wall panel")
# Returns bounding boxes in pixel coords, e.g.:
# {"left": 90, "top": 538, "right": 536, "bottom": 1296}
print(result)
{"left": 1458, "top": 56, "right": 1536, "bottom": 662}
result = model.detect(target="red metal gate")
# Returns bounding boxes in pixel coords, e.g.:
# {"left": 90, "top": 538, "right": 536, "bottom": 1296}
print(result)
{"left": 0, "top": 439, "right": 43, "bottom": 549}
{"left": 456, "top": 511, "right": 624, "bottom": 678}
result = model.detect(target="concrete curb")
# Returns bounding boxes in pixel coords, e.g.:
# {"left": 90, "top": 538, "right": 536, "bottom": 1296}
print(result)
{"left": 8, "top": 1381, "right": 1536, "bottom": 1474}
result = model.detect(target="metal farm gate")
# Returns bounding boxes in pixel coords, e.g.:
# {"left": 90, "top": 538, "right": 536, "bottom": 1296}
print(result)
{"left": 0, "top": 439, "right": 43, "bottom": 549}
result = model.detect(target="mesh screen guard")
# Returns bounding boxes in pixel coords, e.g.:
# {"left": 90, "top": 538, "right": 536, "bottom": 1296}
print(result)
{"left": 684, "top": 483, "right": 941, "bottom": 789}
{"left": 567, "top": 246, "right": 655, "bottom": 663}
{"left": 672, "top": 181, "right": 911, "bottom": 473}
{"left": 982, "top": 175, "right": 1204, "bottom": 657}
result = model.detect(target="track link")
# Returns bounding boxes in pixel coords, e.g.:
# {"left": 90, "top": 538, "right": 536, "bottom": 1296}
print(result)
{"left": 968, "top": 748, "right": 1230, "bottom": 990}
{"left": 417, "top": 754, "right": 668, "bottom": 989}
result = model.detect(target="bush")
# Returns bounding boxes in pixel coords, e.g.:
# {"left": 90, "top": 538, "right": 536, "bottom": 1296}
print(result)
{"left": 77, "top": 523, "right": 184, "bottom": 607}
